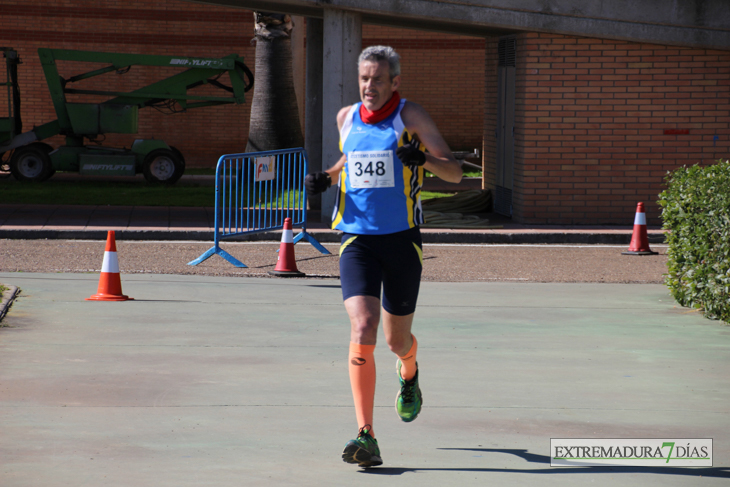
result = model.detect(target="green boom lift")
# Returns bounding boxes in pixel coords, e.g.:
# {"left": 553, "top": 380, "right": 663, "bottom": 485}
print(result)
{"left": 0, "top": 47, "right": 253, "bottom": 183}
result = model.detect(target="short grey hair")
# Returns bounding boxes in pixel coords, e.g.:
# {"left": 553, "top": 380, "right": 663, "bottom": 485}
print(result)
{"left": 358, "top": 45, "right": 401, "bottom": 78}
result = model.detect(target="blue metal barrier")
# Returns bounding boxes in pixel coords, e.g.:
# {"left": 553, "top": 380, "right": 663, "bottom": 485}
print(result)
{"left": 188, "top": 148, "right": 330, "bottom": 268}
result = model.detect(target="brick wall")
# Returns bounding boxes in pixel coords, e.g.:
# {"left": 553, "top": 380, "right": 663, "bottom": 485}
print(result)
{"left": 0, "top": 1, "right": 486, "bottom": 168}
{"left": 513, "top": 33, "right": 730, "bottom": 225}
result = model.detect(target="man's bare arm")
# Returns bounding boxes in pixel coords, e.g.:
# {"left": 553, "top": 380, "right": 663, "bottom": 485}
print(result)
{"left": 401, "top": 102, "right": 463, "bottom": 183}
{"left": 323, "top": 106, "right": 354, "bottom": 184}
{"left": 337, "top": 105, "right": 352, "bottom": 132}
{"left": 326, "top": 153, "right": 347, "bottom": 184}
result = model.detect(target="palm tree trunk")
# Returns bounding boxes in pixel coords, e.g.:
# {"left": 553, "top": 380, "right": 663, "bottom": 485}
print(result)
{"left": 246, "top": 13, "right": 304, "bottom": 153}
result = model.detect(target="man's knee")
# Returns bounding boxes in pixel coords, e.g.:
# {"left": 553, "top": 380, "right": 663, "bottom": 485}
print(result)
{"left": 346, "top": 296, "right": 381, "bottom": 343}
{"left": 351, "top": 314, "right": 378, "bottom": 334}
{"left": 385, "top": 330, "right": 412, "bottom": 357}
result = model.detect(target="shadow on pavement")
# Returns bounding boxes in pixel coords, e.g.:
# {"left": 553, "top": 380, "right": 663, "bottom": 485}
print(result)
{"left": 359, "top": 448, "right": 729, "bottom": 478}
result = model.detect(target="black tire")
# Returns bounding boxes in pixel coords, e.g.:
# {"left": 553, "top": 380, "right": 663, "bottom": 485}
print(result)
{"left": 142, "top": 148, "right": 184, "bottom": 184}
{"left": 9, "top": 145, "right": 53, "bottom": 182}
{"left": 31, "top": 142, "right": 56, "bottom": 181}
{"left": 170, "top": 145, "right": 185, "bottom": 164}
{"left": 169, "top": 146, "right": 186, "bottom": 166}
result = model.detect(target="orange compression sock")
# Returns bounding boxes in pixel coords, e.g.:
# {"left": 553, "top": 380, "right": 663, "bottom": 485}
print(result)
{"left": 349, "top": 342, "right": 377, "bottom": 436}
{"left": 398, "top": 334, "right": 418, "bottom": 381}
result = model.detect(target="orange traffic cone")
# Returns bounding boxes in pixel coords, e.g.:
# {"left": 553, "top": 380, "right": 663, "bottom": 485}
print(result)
{"left": 622, "top": 202, "right": 658, "bottom": 255}
{"left": 86, "top": 231, "right": 133, "bottom": 301}
{"left": 268, "top": 218, "right": 305, "bottom": 277}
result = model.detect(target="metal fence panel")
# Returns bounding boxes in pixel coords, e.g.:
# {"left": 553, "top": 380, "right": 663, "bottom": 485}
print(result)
{"left": 188, "top": 148, "right": 329, "bottom": 268}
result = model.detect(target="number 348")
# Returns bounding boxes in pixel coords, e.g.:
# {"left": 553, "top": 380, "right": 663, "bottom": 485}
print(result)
{"left": 354, "top": 161, "right": 387, "bottom": 177}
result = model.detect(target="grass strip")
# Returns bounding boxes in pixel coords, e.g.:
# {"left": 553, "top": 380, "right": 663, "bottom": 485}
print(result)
{"left": 1, "top": 178, "right": 455, "bottom": 207}
{"left": 0, "top": 180, "right": 214, "bottom": 207}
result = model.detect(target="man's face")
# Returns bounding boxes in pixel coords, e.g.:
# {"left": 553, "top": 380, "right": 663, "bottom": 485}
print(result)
{"left": 358, "top": 60, "right": 400, "bottom": 112}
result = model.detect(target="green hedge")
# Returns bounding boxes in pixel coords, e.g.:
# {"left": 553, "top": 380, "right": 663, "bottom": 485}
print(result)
{"left": 658, "top": 160, "right": 730, "bottom": 324}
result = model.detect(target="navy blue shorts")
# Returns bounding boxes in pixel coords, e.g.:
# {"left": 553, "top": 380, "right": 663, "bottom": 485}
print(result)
{"left": 339, "top": 227, "right": 423, "bottom": 316}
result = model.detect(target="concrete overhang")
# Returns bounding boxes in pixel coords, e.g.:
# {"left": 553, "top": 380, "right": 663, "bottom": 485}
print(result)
{"left": 187, "top": 0, "right": 730, "bottom": 50}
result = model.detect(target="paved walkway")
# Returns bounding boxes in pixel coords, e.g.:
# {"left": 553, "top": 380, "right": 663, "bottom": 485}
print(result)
{"left": 0, "top": 273, "right": 727, "bottom": 486}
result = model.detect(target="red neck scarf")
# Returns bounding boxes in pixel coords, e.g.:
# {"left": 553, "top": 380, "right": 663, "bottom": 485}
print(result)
{"left": 359, "top": 91, "right": 401, "bottom": 124}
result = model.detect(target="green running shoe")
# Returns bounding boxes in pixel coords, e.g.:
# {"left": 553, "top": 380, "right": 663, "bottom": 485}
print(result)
{"left": 396, "top": 359, "right": 423, "bottom": 422}
{"left": 342, "top": 425, "right": 383, "bottom": 467}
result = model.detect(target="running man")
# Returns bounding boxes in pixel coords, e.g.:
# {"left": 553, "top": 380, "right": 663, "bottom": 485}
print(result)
{"left": 305, "top": 45, "right": 462, "bottom": 467}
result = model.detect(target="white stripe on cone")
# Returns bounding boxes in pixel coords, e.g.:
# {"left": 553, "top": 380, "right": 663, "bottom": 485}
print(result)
{"left": 281, "top": 229, "right": 293, "bottom": 244}
{"left": 101, "top": 251, "right": 120, "bottom": 273}
{"left": 634, "top": 212, "right": 647, "bottom": 225}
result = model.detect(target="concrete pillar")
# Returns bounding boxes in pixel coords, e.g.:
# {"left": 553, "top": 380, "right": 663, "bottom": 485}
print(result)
{"left": 305, "top": 17, "right": 323, "bottom": 210}
{"left": 291, "top": 16, "right": 305, "bottom": 135}
{"left": 321, "top": 8, "right": 361, "bottom": 223}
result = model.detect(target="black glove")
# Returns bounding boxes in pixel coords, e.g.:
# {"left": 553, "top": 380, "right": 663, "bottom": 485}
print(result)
{"left": 304, "top": 171, "right": 331, "bottom": 195}
{"left": 396, "top": 132, "right": 426, "bottom": 166}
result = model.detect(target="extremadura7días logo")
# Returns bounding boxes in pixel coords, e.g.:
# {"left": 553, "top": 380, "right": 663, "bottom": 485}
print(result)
{"left": 550, "top": 438, "right": 712, "bottom": 467}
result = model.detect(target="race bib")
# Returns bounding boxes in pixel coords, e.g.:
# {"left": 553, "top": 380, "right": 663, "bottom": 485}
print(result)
{"left": 346, "top": 150, "right": 395, "bottom": 189}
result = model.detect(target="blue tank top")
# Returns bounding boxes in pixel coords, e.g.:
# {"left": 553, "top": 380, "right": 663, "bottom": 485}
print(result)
{"left": 332, "top": 99, "right": 424, "bottom": 235}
